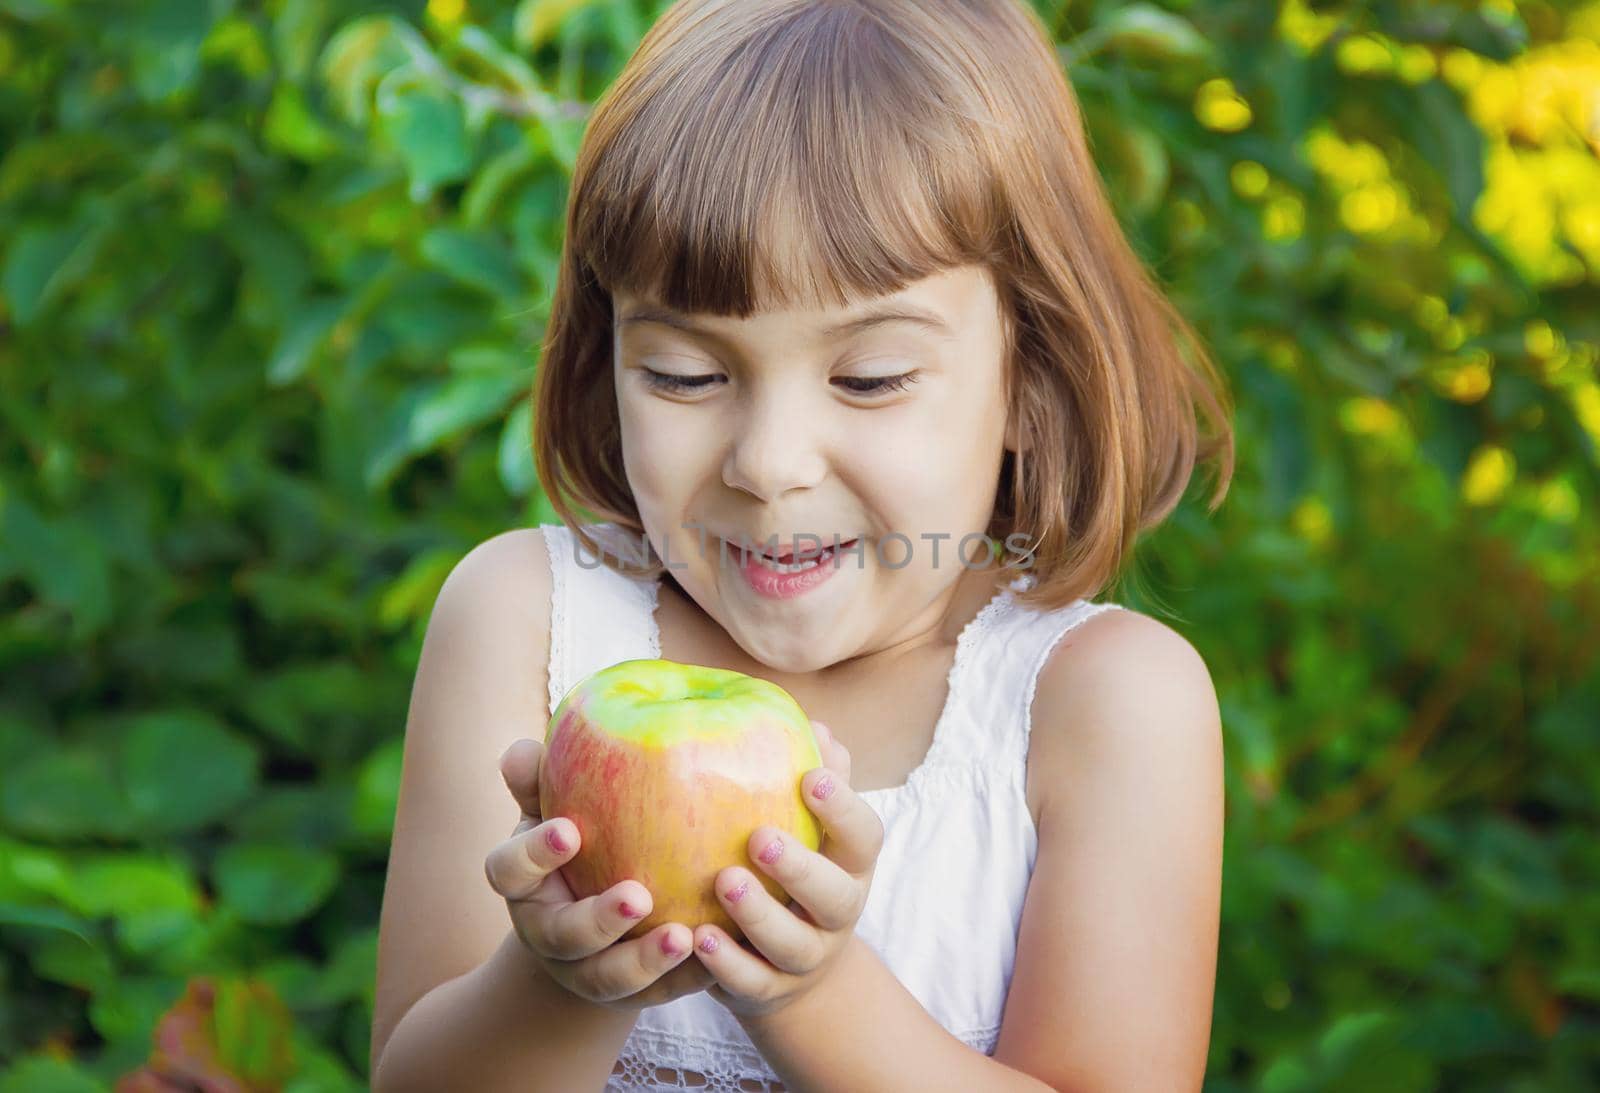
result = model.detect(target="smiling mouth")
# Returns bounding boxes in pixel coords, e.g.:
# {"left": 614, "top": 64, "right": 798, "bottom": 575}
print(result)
{"left": 729, "top": 537, "right": 859, "bottom": 563}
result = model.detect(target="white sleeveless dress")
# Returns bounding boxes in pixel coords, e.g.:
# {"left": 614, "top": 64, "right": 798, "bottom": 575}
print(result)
{"left": 537, "top": 522, "right": 1125, "bottom": 1091}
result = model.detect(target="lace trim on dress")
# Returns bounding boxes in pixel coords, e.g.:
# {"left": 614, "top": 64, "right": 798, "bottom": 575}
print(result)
{"left": 607, "top": 1024, "right": 1004, "bottom": 1091}
{"left": 610, "top": 1029, "right": 781, "bottom": 1092}
{"left": 851, "top": 571, "right": 1030, "bottom": 804}
{"left": 1016, "top": 601, "right": 1126, "bottom": 735}
{"left": 544, "top": 524, "right": 569, "bottom": 717}
{"left": 642, "top": 565, "right": 662, "bottom": 659}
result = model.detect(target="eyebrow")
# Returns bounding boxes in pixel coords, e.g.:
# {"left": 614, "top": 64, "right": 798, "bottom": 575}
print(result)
{"left": 615, "top": 302, "right": 955, "bottom": 341}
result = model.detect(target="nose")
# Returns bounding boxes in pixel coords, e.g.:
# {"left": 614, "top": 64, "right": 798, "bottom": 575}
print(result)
{"left": 721, "top": 388, "right": 827, "bottom": 501}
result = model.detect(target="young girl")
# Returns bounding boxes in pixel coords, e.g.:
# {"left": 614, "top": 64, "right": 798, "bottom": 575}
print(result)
{"left": 372, "top": 1, "right": 1234, "bottom": 1090}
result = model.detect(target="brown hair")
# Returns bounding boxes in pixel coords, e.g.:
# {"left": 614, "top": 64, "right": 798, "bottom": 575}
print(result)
{"left": 533, "top": 0, "right": 1234, "bottom": 613}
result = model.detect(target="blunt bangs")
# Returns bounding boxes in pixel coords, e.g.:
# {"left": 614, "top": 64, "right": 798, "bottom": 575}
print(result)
{"left": 568, "top": 1, "right": 1006, "bottom": 317}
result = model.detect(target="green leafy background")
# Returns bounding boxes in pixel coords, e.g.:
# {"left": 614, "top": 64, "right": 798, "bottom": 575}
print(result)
{"left": 1, "top": 0, "right": 1596, "bottom": 1089}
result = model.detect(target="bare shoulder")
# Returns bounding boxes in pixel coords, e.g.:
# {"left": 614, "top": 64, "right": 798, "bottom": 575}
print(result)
{"left": 433, "top": 526, "right": 555, "bottom": 661}
{"left": 370, "top": 525, "right": 557, "bottom": 1070}
{"left": 1026, "top": 606, "right": 1223, "bottom": 824}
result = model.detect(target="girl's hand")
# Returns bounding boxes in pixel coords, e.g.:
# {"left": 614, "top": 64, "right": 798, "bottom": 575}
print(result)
{"left": 691, "top": 721, "right": 885, "bottom": 1020}
{"left": 484, "top": 738, "right": 716, "bottom": 1011}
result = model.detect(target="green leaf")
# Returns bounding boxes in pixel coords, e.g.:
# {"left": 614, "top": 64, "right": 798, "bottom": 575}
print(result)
{"left": 0, "top": 901, "right": 95, "bottom": 946}
{"left": 1105, "top": 119, "right": 1170, "bottom": 216}
{"left": 240, "top": 661, "right": 375, "bottom": 760}
{"left": 29, "top": 927, "right": 115, "bottom": 990}
{"left": 378, "top": 84, "right": 473, "bottom": 201}
{"left": 319, "top": 926, "right": 379, "bottom": 1010}
{"left": 0, "top": 1056, "right": 107, "bottom": 1093}
{"left": 272, "top": 0, "right": 334, "bottom": 85}
{"left": 109, "top": 618, "right": 243, "bottom": 687}
{"left": 1, "top": 216, "right": 109, "bottom": 325}
{"left": 88, "top": 974, "right": 186, "bottom": 1048}
{"left": 126, "top": 0, "right": 213, "bottom": 103}
{"left": 318, "top": 15, "right": 419, "bottom": 127}
{"left": 263, "top": 83, "right": 343, "bottom": 163}
{"left": 454, "top": 23, "right": 543, "bottom": 97}
{"left": 499, "top": 397, "right": 537, "bottom": 497}
{"left": 1097, "top": 4, "right": 1213, "bottom": 65}
{"left": 118, "top": 710, "right": 261, "bottom": 836}
{"left": 365, "top": 370, "right": 529, "bottom": 490}
{"left": 419, "top": 227, "right": 527, "bottom": 299}
{"left": 66, "top": 853, "right": 202, "bottom": 918}
{"left": 226, "top": 783, "right": 353, "bottom": 849}
{"left": 212, "top": 979, "right": 298, "bottom": 1086}
{"left": 113, "top": 907, "right": 214, "bottom": 965}
{"left": 462, "top": 136, "right": 539, "bottom": 229}
{"left": 1385, "top": 81, "right": 1484, "bottom": 226}
{"left": 378, "top": 548, "right": 458, "bottom": 631}
{"left": 0, "top": 748, "right": 126, "bottom": 840}
{"left": 514, "top": 0, "right": 605, "bottom": 52}
{"left": 351, "top": 739, "right": 403, "bottom": 842}
{"left": 267, "top": 295, "right": 346, "bottom": 387}
{"left": 213, "top": 844, "right": 340, "bottom": 926}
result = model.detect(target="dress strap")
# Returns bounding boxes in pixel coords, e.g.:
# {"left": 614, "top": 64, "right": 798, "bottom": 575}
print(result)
{"left": 941, "top": 573, "right": 1126, "bottom": 772}
{"left": 538, "top": 522, "right": 662, "bottom": 721}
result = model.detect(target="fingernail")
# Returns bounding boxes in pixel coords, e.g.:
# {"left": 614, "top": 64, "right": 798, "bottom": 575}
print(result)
{"left": 726, "top": 879, "right": 751, "bottom": 903}
{"left": 619, "top": 900, "right": 646, "bottom": 919}
{"left": 698, "top": 934, "right": 720, "bottom": 954}
{"left": 661, "top": 932, "right": 686, "bottom": 957}
{"left": 812, "top": 775, "right": 835, "bottom": 801}
{"left": 758, "top": 839, "right": 784, "bottom": 865}
{"left": 546, "top": 825, "right": 570, "bottom": 854}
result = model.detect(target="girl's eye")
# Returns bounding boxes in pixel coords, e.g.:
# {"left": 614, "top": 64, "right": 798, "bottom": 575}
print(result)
{"left": 641, "top": 369, "right": 720, "bottom": 393}
{"left": 641, "top": 368, "right": 921, "bottom": 397}
{"left": 836, "top": 371, "right": 920, "bottom": 395}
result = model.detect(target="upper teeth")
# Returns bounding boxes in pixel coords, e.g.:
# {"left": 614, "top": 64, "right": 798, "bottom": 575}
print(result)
{"left": 756, "top": 546, "right": 834, "bottom": 572}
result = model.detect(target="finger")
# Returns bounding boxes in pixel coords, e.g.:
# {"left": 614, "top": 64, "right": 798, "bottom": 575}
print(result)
{"left": 484, "top": 817, "right": 577, "bottom": 902}
{"left": 746, "top": 824, "right": 863, "bottom": 933}
{"left": 518, "top": 879, "right": 656, "bottom": 961}
{"left": 800, "top": 766, "right": 882, "bottom": 878}
{"left": 810, "top": 720, "right": 851, "bottom": 782}
{"left": 709, "top": 866, "right": 825, "bottom": 976}
{"left": 691, "top": 920, "right": 792, "bottom": 1008}
{"left": 499, "top": 738, "right": 544, "bottom": 819}
{"left": 555, "top": 923, "right": 696, "bottom": 1004}
{"left": 621, "top": 955, "right": 721, "bottom": 1012}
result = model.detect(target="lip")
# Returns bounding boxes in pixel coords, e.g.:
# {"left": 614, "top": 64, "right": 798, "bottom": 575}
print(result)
{"left": 718, "top": 534, "right": 860, "bottom": 563}
{"left": 728, "top": 538, "right": 856, "bottom": 600}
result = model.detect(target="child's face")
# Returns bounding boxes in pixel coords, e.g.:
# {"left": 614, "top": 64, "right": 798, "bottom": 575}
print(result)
{"left": 612, "top": 263, "right": 1015, "bottom": 673}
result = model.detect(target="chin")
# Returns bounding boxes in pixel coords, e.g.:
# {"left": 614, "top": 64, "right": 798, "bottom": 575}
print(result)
{"left": 739, "top": 634, "right": 839, "bottom": 676}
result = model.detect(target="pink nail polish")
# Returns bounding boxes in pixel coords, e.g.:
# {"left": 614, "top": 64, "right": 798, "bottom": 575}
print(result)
{"left": 661, "top": 932, "right": 686, "bottom": 957}
{"left": 699, "top": 934, "right": 721, "bottom": 954}
{"left": 726, "top": 880, "right": 751, "bottom": 903}
{"left": 758, "top": 839, "right": 784, "bottom": 865}
{"left": 546, "top": 826, "right": 570, "bottom": 854}
{"left": 812, "top": 775, "right": 835, "bottom": 801}
{"left": 619, "top": 900, "right": 646, "bottom": 919}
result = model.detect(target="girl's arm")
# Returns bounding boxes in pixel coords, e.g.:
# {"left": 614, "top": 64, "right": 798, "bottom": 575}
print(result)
{"left": 373, "top": 929, "right": 637, "bottom": 1092}
{"left": 1002, "top": 610, "right": 1223, "bottom": 1091}
{"left": 371, "top": 530, "right": 638, "bottom": 1091}
{"left": 732, "top": 611, "right": 1224, "bottom": 1093}
{"left": 738, "top": 933, "right": 1058, "bottom": 1091}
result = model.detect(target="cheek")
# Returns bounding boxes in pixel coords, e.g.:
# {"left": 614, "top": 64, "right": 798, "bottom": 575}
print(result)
{"left": 844, "top": 417, "right": 979, "bottom": 501}
{"left": 620, "top": 399, "right": 714, "bottom": 503}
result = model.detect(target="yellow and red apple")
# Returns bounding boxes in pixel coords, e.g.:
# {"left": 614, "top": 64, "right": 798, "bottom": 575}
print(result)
{"left": 538, "top": 658, "right": 824, "bottom": 942}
